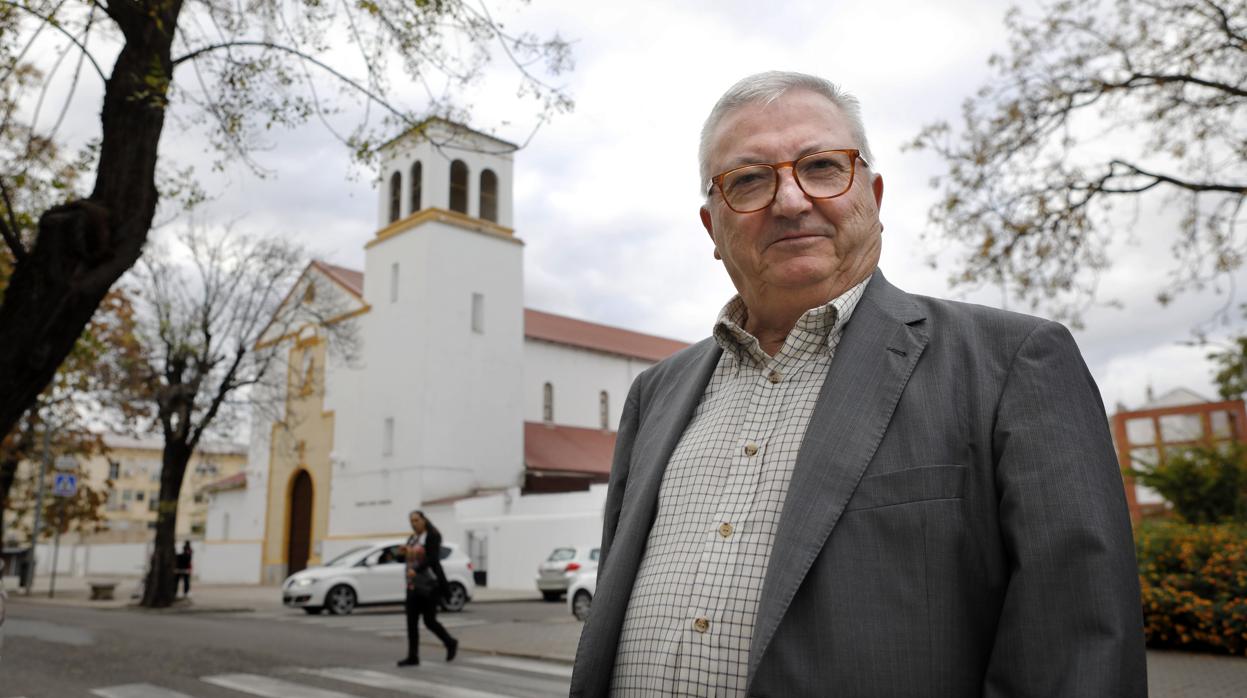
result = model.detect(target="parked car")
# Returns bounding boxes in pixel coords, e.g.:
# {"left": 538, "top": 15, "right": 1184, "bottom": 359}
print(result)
{"left": 535, "top": 544, "right": 599, "bottom": 601}
{"left": 282, "top": 539, "right": 475, "bottom": 615}
{"left": 567, "top": 568, "right": 596, "bottom": 621}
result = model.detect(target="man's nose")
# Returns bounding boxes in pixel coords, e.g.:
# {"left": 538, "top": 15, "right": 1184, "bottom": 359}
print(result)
{"left": 770, "top": 165, "right": 812, "bottom": 216}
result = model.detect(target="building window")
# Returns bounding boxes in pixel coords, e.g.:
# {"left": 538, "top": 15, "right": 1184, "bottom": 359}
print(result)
{"left": 600, "top": 391, "right": 610, "bottom": 429}
{"left": 108, "top": 460, "right": 120, "bottom": 480}
{"left": 410, "top": 161, "right": 423, "bottom": 213}
{"left": 383, "top": 417, "right": 395, "bottom": 456}
{"left": 148, "top": 498, "right": 159, "bottom": 512}
{"left": 543, "top": 382, "right": 554, "bottom": 423}
{"left": 389, "top": 262, "right": 399, "bottom": 303}
{"left": 479, "top": 169, "right": 498, "bottom": 222}
{"left": 471, "top": 293, "right": 485, "bottom": 334}
{"left": 136, "top": 490, "right": 145, "bottom": 502}
{"left": 122, "top": 490, "right": 133, "bottom": 502}
{"left": 449, "top": 159, "right": 469, "bottom": 214}
{"left": 388, "top": 171, "right": 402, "bottom": 223}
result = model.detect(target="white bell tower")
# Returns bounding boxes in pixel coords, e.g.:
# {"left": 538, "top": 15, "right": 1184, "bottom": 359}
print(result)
{"left": 330, "top": 119, "right": 525, "bottom": 537}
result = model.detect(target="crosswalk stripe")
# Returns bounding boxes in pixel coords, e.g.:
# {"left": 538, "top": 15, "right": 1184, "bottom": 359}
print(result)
{"left": 201, "top": 673, "right": 360, "bottom": 698}
{"left": 466, "top": 656, "right": 574, "bottom": 678}
{"left": 301, "top": 668, "right": 515, "bottom": 698}
{"left": 91, "top": 684, "right": 195, "bottom": 698}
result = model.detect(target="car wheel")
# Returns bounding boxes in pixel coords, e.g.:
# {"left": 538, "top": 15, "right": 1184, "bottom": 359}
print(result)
{"left": 325, "top": 585, "right": 357, "bottom": 615}
{"left": 302, "top": 606, "right": 324, "bottom": 615}
{"left": 572, "top": 590, "right": 592, "bottom": 621}
{"left": 541, "top": 591, "right": 561, "bottom": 602}
{"left": 441, "top": 583, "right": 468, "bottom": 613}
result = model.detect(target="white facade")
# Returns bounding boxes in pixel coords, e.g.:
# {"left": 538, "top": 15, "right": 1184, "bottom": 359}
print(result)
{"left": 204, "top": 119, "right": 685, "bottom": 589}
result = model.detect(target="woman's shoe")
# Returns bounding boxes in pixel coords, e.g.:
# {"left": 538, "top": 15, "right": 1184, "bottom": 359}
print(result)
{"left": 397, "top": 657, "right": 420, "bottom": 667}
{"left": 446, "top": 638, "right": 459, "bottom": 662}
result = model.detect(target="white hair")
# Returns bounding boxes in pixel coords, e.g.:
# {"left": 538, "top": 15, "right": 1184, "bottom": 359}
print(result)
{"left": 698, "top": 71, "right": 875, "bottom": 195}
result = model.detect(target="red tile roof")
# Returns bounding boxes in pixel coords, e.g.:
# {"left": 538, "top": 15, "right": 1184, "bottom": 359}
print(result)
{"left": 312, "top": 262, "right": 691, "bottom": 361}
{"left": 524, "top": 308, "right": 689, "bottom": 362}
{"left": 524, "top": 422, "right": 616, "bottom": 476}
{"left": 313, "top": 260, "right": 364, "bottom": 298}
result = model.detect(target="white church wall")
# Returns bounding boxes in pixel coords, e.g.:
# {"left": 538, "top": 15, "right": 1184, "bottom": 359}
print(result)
{"left": 524, "top": 340, "right": 654, "bottom": 430}
{"left": 199, "top": 541, "right": 261, "bottom": 583}
{"left": 329, "top": 219, "right": 524, "bottom": 539}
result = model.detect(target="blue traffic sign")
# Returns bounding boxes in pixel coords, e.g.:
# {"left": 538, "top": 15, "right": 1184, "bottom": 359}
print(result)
{"left": 53, "top": 473, "right": 77, "bottom": 498}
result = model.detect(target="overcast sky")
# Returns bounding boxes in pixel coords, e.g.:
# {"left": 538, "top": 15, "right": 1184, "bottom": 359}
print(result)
{"left": 26, "top": 0, "right": 1246, "bottom": 413}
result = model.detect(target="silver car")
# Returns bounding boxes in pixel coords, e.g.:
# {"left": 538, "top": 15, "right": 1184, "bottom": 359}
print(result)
{"left": 536, "top": 544, "right": 599, "bottom": 601}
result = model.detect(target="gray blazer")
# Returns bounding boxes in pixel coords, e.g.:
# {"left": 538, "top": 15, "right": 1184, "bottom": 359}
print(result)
{"left": 571, "top": 272, "right": 1146, "bottom": 697}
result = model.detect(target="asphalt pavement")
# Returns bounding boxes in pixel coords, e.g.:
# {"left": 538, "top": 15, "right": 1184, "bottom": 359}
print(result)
{"left": 5, "top": 575, "right": 1247, "bottom": 697}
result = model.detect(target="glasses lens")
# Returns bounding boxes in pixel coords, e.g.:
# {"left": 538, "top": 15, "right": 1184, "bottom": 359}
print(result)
{"left": 720, "top": 165, "right": 776, "bottom": 212}
{"left": 795, "top": 151, "right": 854, "bottom": 198}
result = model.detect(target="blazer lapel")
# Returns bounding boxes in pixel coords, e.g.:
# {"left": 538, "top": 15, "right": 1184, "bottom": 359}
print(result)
{"left": 747, "top": 272, "right": 929, "bottom": 684}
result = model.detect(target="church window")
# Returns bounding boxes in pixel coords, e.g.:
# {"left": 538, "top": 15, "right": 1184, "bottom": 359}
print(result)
{"left": 389, "top": 262, "right": 399, "bottom": 303}
{"left": 388, "top": 171, "right": 402, "bottom": 223}
{"left": 410, "top": 161, "right": 423, "bottom": 213}
{"left": 383, "top": 417, "right": 395, "bottom": 456}
{"left": 543, "top": 382, "right": 554, "bottom": 423}
{"left": 600, "top": 391, "right": 610, "bottom": 429}
{"left": 479, "top": 169, "right": 498, "bottom": 222}
{"left": 471, "top": 293, "right": 485, "bottom": 333}
{"left": 449, "top": 160, "right": 469, "bottom": 214}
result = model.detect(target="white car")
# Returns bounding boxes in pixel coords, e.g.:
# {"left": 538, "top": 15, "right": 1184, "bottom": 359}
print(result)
{"left": 282, "top": 539, "right": 475, "bottom": 615}
{"left": 536, "top": 544, "right": 599, "bottom": 601}
{"left": 568, "top": 568, "right": 596, "bottom": 621}
{"left": 0, "top": 559, "right": 7, "bottom": 661}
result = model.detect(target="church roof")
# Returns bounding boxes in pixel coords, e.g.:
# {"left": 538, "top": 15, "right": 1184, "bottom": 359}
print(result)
{"left": 315, "top": 262, "right": 690, "bottom": 362}
{"left": 524, "top": 308, "right": 689, "bottom": 363}
{"left": 524, "top": 422, "right": 615, "bottom": 476}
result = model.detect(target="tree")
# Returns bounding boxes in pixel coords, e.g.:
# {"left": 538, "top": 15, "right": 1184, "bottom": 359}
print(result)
{"left": 911, "top": 0, "right": 1246, "bottom": 326}
{"left": 1127, "top": 443, "right": 1247, "bottom": 523}
{"left": 0, "top": 288, "right": 146, "bottom": 548}
{"left": 1208, "top": 334, "right": 1247, "bottom": 400}
{"left": 131, "top": 228, "right": 354, "bottom": 607}
{"left": 0, "top": 0, "right": 572, "bottom": 451}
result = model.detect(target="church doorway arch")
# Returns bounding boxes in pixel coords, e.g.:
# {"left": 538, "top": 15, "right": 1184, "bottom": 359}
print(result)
{"left": 287, "top": 470, "right": 313, "bottom": 575}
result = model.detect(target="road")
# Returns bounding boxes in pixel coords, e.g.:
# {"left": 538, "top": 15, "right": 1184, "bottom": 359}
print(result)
{"left": 1, "top": 599, "right": 578, "bottom": 698}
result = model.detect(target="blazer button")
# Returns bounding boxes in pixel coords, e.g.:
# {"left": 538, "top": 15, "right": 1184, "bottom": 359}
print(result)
{"left": 743, "top": 443, "right": 759, "bottom": 456}
{"left": 718, "top": 522, "right": 734, "bottom": 538}
{"left": 693, "top": 617, "right": 710, "bottom": 633}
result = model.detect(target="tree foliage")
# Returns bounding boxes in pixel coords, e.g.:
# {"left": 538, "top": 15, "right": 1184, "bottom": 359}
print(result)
{"left": 0, "top": 0, "right": 573, "bottom": 456}
{"left": 1208, "top": 333, "right": 1247, "bottom": 399}
{"left": 911, "top": 0, "right": 1246, "bottom": 326}
{"left": 1127, "top": 442, "right": 1247, "bottom": 524}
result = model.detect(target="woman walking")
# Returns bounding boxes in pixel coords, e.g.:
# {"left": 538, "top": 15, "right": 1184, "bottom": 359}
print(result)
{"left": 397, "top": 510, "right": 459, "bottom": 667}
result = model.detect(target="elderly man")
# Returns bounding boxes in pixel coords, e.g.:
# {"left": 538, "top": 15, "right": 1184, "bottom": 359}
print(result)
{"left": 570, "top": 72, "right": 1146, "bottom": 697}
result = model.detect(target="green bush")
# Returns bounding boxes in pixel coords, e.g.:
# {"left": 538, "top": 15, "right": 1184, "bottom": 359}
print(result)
{"left": 1127, "top": 443, "right": 1247, "bottom": 524}
{"left": 1136, "top": 521, "right": 1247, "bottom": 655}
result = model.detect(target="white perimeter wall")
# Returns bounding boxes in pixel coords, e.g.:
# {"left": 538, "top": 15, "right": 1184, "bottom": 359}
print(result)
{"left": 523, "top": 340, "right": 653, "bottom": 431}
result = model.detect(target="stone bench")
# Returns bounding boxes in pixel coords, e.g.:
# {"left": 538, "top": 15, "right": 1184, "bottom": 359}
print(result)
{"left": 88, "top": 581, "right": 118, "bottom": 600}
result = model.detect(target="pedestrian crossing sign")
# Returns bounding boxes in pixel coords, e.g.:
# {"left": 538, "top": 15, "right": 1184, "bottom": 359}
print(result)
{"left": 53, "top": 472, "right": 77, "bottom": 497}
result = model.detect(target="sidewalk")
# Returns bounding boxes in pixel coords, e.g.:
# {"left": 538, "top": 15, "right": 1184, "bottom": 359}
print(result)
{"left": 8, "top": 574, "right": 541, "bottom": 613}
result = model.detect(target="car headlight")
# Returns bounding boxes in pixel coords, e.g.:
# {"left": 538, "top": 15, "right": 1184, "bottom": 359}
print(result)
{"left": 292, "top": 578, "right": 316, "bottom": 588}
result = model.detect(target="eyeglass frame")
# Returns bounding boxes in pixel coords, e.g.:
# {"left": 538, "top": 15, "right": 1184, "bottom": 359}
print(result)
{"left": 707, "top": 148, "right": 870, "bottom": 214}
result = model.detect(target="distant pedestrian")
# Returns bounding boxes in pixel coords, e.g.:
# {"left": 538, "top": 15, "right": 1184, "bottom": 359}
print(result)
{"left": 175, "top": 541, "right": 193, "bottom": 597}
{"left": 397, "top": 510, "right": 458, "bottom": 667}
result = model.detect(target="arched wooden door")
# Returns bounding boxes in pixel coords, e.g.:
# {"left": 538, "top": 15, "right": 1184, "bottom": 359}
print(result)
{"left": 287, "top": 471, "right": 313, "bottom": 575}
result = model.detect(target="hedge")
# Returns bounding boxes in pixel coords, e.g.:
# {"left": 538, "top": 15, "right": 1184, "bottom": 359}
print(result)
{"left": 1136, "top": 521, "right": 1247, "bottom": 655}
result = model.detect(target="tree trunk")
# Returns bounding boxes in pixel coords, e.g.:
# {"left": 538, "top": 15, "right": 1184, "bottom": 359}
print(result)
{"left": 0, "top": 453, "right": 16, "bottom": 546}
{"left": 141, "top": 439, "right": 192, "bottom": 608}
{"left": 0, "top": 2, "right": 184, "bottom": 444}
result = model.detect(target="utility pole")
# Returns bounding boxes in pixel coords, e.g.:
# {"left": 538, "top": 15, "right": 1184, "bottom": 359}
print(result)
{"left": 25, "top": 423, "right": 50, "bottom": 595}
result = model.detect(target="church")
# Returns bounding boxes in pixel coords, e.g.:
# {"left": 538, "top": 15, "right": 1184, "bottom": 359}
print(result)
{"left": 201, "top": 119, "right": 688, "bottom": 589}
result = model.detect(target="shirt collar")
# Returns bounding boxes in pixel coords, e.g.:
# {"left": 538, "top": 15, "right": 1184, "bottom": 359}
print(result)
{"left": 713, "top": 273, "right": 872, "bottom": 366}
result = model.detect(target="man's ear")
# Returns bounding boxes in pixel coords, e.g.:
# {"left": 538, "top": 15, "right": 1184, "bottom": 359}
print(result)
{"left": 700, "top": 205, "right": 720, "bottom": 259}
{"left": 871, "top": 173, "right": 884, "bottom": 210}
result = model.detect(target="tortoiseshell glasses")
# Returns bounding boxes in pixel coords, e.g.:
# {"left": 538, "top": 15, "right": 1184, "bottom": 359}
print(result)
{"left": 708, "top": 149, "right": 868, "bottom": 213}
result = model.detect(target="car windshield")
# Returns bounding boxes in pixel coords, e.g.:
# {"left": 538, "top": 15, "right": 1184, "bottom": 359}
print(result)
{"left": 324, "top": 546, "right": 371, "bottom": 567}
{"left": 547, "top": 547, "right": 576, "bottom": 562}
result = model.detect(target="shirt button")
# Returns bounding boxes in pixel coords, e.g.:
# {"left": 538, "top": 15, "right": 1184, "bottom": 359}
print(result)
{"left": 743, "top": 443, "right": 759, "bottom": 457}
{"left": 768, "top": 370, "right": 782, "bottom": 383}
{"left": 693, "top": 617, "right": 710, "bottom": 633}
{"left": 719, "top": 522, "right": 734, "bottom": 538}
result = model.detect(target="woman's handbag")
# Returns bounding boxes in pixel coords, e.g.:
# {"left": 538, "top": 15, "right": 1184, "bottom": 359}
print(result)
{"left": 412, "top": 568, "right": 439, "bottom": 598}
